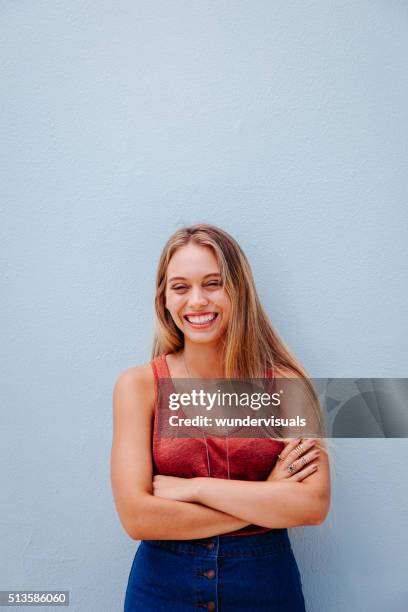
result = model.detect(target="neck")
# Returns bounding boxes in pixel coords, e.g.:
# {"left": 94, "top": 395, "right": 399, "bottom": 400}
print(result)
{"left": 183, "top": 339, "right": 226, "bottom": 378}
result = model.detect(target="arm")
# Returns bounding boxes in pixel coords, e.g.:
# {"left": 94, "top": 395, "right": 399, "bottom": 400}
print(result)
{"left": 192, "top": 449, "right": 331, "bottom": 528}
{"left": 153, "top": 368, "right": 331, "bottom": 529}
{"left": 110, "top": 366, "right": 251, "bottom": 541}
{"left": 192, "top": 367, "right": 329, "bottom": 528}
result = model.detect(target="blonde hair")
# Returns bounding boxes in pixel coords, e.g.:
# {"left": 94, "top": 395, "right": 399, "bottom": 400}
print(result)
{"left": 151, "top": 223, "right": 327, "bottom": 451}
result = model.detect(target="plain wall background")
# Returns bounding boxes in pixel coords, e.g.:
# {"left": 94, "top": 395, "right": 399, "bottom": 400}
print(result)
{"left": 1, "top": 1, "right": 407, "bottom": 610}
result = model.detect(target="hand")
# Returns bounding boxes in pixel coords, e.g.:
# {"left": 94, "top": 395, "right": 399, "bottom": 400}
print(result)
{"left": 152, "top": 474, "right": 199, "bottom": 502}
{"left": 267, "top": 438, "right": 320, "bottom": 483}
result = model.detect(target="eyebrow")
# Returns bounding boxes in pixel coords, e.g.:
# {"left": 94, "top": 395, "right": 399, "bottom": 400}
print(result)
{"left": 168, "top": 273, "right": 221, "bottom": 282}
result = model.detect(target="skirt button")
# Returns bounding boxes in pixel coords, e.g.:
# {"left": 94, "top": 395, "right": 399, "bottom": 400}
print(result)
{"left": 204, "top": 569, "right": 216, "bottom": 579}
{"left": 198, "top": 602, "right": 216, "bottom": 611}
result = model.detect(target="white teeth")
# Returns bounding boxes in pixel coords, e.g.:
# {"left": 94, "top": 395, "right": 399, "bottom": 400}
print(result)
{"left": 185, "top": 313, "right": 217, "bottom": 324}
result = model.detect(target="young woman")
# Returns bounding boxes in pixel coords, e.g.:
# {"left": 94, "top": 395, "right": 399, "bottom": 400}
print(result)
{"left": 111, "top": 223, "right": 331, "bottom": 611}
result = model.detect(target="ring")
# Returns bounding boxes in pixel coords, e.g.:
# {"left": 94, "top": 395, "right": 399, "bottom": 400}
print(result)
{"left": 294, "top": 444, "right": 304, "bottom": 457}
{"left": 277, "top": 454, "right": 284, "bottom": 461}
{"left": 287, "top": 463, "right": 296, "bottom": 473}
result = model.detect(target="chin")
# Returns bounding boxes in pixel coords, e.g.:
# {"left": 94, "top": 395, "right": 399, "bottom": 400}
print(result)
{"left": 185, "top": 330, "right": 227, "bottom": 346}
{"left": 186, "top": 334, "right": 219, "bottom": 344}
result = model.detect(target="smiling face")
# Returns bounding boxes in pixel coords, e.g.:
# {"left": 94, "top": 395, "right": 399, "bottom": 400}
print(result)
{"left": 164, "top": 243, "right": 231, "bottom": 346}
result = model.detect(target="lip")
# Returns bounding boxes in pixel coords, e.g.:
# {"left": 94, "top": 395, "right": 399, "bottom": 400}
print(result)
{"left": 183, "top": 312, "right": 219, "bottom": 329}
{"left": 184, "top": 311, "right": 216, "bottom": 316}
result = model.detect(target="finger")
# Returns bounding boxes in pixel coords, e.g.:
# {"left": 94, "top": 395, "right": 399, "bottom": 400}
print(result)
{"left": 291, "top": 448, "right": 320, "bottom": 469}
{"left": 289, "top": 463, "right": 319, "bottom": 482}
{"left": 286, "top": 449, "right": 320, "bottom": 476}
{"left": 283, "top": 438, "right": 316, "bottom": 467}
{"left": 277, "top": 438, "right": 303, "bottom": 462}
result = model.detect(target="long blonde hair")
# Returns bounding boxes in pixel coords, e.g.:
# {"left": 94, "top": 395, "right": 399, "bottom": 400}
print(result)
{"left": 151, "top": 223, "right": 326, "bottom": 443}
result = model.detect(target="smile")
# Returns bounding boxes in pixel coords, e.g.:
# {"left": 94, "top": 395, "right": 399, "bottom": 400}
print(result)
{"left": 183, "top": 313, "right": 218, "bottom": 328}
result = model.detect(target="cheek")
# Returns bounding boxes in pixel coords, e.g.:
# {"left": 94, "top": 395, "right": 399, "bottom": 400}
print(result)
{"left": 166, "top": 293, "right": 184, "bottom": 313}
{"left": 218, "top": 297, "right": 231, "bottom": 323}
{"left": 165, "top": 292, "right": 175, "bottom": 313}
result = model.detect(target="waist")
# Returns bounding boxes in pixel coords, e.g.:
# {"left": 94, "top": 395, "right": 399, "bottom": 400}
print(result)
{"left": 142, "top": 528, "right": 291, "bottom": 558}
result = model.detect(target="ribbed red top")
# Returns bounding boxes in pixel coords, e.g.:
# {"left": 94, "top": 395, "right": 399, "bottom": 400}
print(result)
{"left": 150, "top": 352, "right": 284, "bottom": 537}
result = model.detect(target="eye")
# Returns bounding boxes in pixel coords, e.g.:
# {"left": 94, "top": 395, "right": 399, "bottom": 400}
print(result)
{"left": 206, "top": 281, "right": 222, "bottom": 287}
{"left": 170, "top": 280, "right": 222, "bottom": 292}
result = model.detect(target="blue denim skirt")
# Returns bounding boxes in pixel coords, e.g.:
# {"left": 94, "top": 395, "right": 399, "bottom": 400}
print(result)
{"left": 124, "top": 528, "right": 306, "bottom": 611}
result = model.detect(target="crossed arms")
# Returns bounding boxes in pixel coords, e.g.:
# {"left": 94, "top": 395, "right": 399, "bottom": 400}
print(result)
{"left": 110, "top": 366, "right": 331, "bottom": 541}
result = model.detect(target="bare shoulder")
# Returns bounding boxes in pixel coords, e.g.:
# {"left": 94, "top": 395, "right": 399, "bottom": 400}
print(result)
{"left": 112, "top": 361, "right": 156, "bottom": 418}
{"left": 113, "top": 361, "right": 154, "bottom": 389}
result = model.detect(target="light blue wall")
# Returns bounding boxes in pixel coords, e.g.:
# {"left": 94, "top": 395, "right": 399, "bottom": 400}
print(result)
{"left": 1, "top": 2, "right": 407, "bottom": 610}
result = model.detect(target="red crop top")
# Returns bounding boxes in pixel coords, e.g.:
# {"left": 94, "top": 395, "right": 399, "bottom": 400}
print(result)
{"left": 150, "top": 352, "right": 285, "bottom": 537}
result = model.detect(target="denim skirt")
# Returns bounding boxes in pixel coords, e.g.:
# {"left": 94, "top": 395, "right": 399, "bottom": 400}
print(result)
{"left": 124, "top": 528, "right": 306, "bottom": 611}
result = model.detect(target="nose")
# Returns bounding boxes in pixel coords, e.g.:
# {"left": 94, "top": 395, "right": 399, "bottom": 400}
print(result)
{"left": 188, "top": 285, "right": 209, "bottom": 308}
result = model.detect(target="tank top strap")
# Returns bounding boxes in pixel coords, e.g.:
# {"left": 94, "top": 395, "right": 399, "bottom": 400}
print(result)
{"left": 150, "top": 353, "right": 171, "bottom": 380}
{"left": 150, "top": 354, "right": 172, "bottom": 418}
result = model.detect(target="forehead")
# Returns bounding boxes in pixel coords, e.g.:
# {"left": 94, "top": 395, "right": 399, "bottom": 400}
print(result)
{"left": 167, "top": 244, "right": 220, "bottom": 279}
